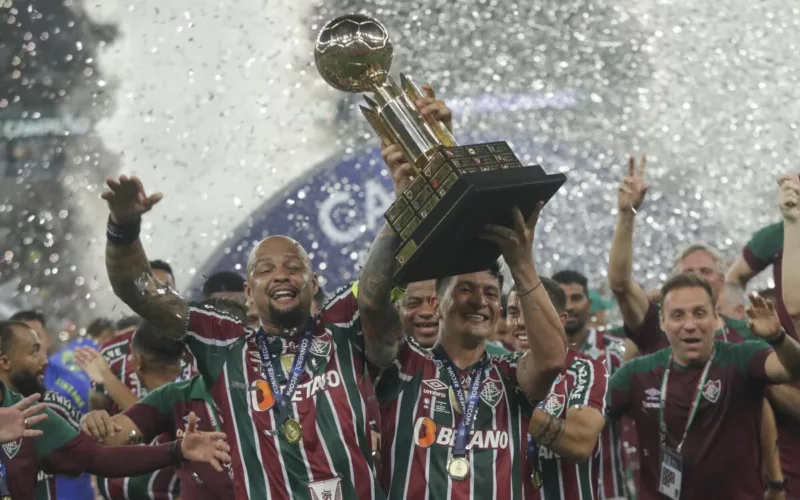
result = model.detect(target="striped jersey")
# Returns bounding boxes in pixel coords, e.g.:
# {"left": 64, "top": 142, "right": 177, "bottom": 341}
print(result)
{"left": 35, "top": 390, "right": 83, "bottom": 500}
{"left": 375, "top": 337, "right": 533, "bottom": 500}
{"left": 576, "top": 329, "right": 628, "bottom": 499}
{"left": 531, "top": 349, "right": 608, "bottom": 500}
{"left": 184, "top": 285, "right": 382, "bottom": 500}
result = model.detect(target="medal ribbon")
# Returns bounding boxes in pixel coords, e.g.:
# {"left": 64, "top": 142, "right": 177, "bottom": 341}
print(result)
{"left": 433, "top": 346, "right": 488, "bottom": 458}
{"left": 0, "top": 457, "right": 10, "bottom": 498}
{"left": 658, "top": 348, "right": 715, "bottom": 453}
{"left": 256, "top": 318, "right": 316, "bottom": 426}
{"left": 526, "top": 435, "right": 542, "bottom": 483}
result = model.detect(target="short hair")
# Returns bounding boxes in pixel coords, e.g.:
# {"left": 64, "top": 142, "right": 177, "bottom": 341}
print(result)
{"left": 551, "top": 270, "right": 589, "bottom": 297}
{"left": 130, "top": 321, "right": 185, "bottom": 366}
{"left": 149, "top": 260, "right": 174, "bottom": 278}
{"left": 86, "top": 318, "right": 115, "bottom": 339}
{"left": 672, "top": 243, "right": 726, "bottom": 276}
{"left": 313, "top": 286, "right": 326, "bottom": 307}
{"left": 202, "top": 271, "right": 245, "bottom": 299}
{"left": 0, "top": 321, "right": 31, "bottom": 356}
{"left": 436, "top": 260, "right": 503, "bottom": 298}
{"left": 541, "top": 277, "right": 567, "bottom": 313}
{"left": 9, "top": 310, "right": 46, "bottom": 327}
{"left": 659, "top": 272, "right": 716, "bottom": 314}
{"left": 201, "top": 298, "right": 247, "bottom": 323}
{"left": 115, "top": 316, "right": 142, "bottom": 332}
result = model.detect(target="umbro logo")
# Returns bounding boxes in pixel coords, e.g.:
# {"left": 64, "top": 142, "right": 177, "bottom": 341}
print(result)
{"left": 422, "top": 379, "right": 448, "bottom": 399}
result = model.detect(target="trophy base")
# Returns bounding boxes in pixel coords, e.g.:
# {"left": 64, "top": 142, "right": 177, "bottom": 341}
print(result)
{"left": 391, "top": 167, "right": 567, "bottom": 284}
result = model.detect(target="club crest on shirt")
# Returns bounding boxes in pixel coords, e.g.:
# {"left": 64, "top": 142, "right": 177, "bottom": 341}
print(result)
{"left": 2, "top": 439, "right": 21, "bottom": 459}
{"left": 540, "top": 393, "right": 566, "bottom": 417}
{"left": 309, "top": 335, "right": 332, "bottom": 358}
{"left": 480, "top": 379, "right": 503, "bottom": 408}
{"left": 307, "top": 476, "right": 343, "bottom": 500}
{"left": 703, "top": 379, "right": 721, "bottom": 403}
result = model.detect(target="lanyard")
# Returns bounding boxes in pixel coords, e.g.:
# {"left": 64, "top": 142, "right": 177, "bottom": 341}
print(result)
{"left": 0, "top": 457, "right": 9, "bottom": 498}
{"left": 658, "top": 349, "right": 715, "bottom": 453}
{"left": 433, "top": 346, "right": 488, "bottom": 458}
{"left": 256, "top": 318, "right": 316, "bottom": 424}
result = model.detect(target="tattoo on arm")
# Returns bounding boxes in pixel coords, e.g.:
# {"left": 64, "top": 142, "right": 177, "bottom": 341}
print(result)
{"left": 358, "top": 225, "right": 403, "bottom": 366}
{"left": 533, "top": 414, "right": 566, "bottom": 447}
{"left": 106, "top": 239, "right": 187, "bottom": 338}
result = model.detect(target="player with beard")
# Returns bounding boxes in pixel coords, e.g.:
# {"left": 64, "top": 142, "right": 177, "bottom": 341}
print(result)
{"left": 550, "top": 270, "right": 628, "bottom": 500}
{"left": 606, "top": 273, "right": 800, "bottom": 500}
{"left": 0, "top": 321, "right": 231, "bottom": 499}
{"left": 374, "top": 132, "right": 567, "bottom": 499}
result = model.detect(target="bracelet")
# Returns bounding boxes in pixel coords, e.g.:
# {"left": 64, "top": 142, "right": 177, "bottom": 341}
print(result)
{"left": 107, "top": 216, "right": 141, "bottom": 245}
{"left": 517, "top": 281, "right": 542, "bottom": 298}
{"left": 169, "top": 439, "right": 185, "bottom": 468}
{"left": 767, "top": 329, "right": 787, "bottom": 347}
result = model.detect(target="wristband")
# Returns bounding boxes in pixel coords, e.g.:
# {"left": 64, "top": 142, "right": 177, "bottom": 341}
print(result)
{"left": 517, "top": 281, "right": 542, "bottom": 298}
{"left": 106, "top": 216, "right": 141, "bottom": 245}
{"left": 169, "top": 439, "right": 185, "bottom": 468}
{"left": 767, "top": 479, "right": 787, "bottom": 491}
{"left": 767, "top": 329, "right": 787, "bottom": 347}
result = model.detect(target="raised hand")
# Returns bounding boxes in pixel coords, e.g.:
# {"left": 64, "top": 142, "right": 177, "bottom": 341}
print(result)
{"left": 745, "top": 293, "right": 782, "bottom": 342}
{"left": 480, "top": 202, "right": 543, "bottom": 270}
{"left": 416, "top": 84, "right": 453, "bottom": 132}
{"left": 0, "top": 393, "right": 48, "bottom": 444}
{"left": 80, "top": 410, "right": 122, "bottom": 442}
{"left": 74, "top": 346, "right": 111, "bottom": 384}
{"left": 102, "top": 175, "right": 162, "bottom": 224}
{"left": 381, "top": 142, "right": 415, "bottom": 197}
{"left": 180, "top": 412, "right": 232, "bottom": 472}
{"left": 778, "top": 174, "right": 800, "bottom": 224}
{"left": 618, "top": 156, "right": 650, "bottom": 213}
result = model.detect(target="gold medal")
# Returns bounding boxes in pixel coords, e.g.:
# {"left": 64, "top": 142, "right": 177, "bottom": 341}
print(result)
{"left": 447, "top": 456, "right": 470, "bottom": 481}
{"left": 283, "top": 418, "right": 303, "bottom": 444}
{"left": 531, "top": 469, "right": 543, "bottom": 489}
{"left": 280, "top": 354, "right": 295, "bottom": 375}
{"left": 449, "top": 387, "right": 462, "bottom": 414}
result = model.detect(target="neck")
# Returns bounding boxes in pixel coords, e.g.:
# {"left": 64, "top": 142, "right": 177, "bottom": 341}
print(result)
{"left": 567, "top": 326, "right": 591, "bottom": 348}
{"left": 261, "top": 318, "right": 309, "bottom": 337}
{"left": 715, "top": 315, "right": 726, "bottom": 330}
{"left": 141, "top": 367, "right": 182, "bottom": 391}
{"left": 0, "top": 374, "right": 10, "bottom": 401}
{"left": 436, "top": 330, "right": 486, "bottom": 370}
{"left": 673, "top": 345, "right": 714, "bottom": 368}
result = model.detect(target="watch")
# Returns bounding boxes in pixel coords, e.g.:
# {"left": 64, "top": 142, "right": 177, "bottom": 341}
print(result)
{"left": 767, "top": 479, "right": 787, "bottom": 491}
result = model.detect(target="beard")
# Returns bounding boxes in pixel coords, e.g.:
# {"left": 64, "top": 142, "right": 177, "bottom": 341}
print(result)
{"left": 565, "top": 318, "right": 586, "bottom": 336}
{"left": 11, "top": 370, "right": 45, "bottom": 397}
{"left": 268, "top": 302, "right": 309, "bottom": 331}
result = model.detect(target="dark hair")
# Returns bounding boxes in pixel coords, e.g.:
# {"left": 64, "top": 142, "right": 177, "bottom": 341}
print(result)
{"left": 659, "top": 272, "right": 716, "bottom": 314}
{"left": 313, "top": 286, "right": 326, "bottom": 307}
{"left": 551, "top": 269, "right": 589, "bottom": 297}
{"left": 86, "top": 318, "right": 115, "bottom": 339}
{"left": 436, "top": 260, "right": 503, "bottom": 298}
{"left": 201, "top": 298, "right": 247, "bottom": 323}
{"left": 0, "top": 321, "right": 31, "bottom": 356}
{"left": 115, "top": 315, "right": 142, "bottom": 332}
{"left": 9, "top": 310, "right": 46, "bottom": 327}
{"left": 131, "top": 321, "right": 185, "bottom": 366}
{"left": 149, "top": 260, "right": 174, "bottom": 278}
{"left": 202, "top": 271, "right": 245, "bottom": 299}
{"left": 541, "top": 277, "right": 567, "bottom": 313}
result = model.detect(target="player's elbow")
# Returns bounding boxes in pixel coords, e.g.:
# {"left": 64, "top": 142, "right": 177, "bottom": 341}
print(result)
{"left": 561, "top": 433, "right": 600, "bottom": 463}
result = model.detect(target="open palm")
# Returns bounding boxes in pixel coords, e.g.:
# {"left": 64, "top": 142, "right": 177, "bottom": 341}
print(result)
{"left": 102, "top": 175, "right": 162, "bottom": 224}
{"left": 745, "top": 294, "right": 782, "bottom": 341}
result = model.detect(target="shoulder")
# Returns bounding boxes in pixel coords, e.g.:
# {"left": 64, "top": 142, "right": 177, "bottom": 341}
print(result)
{"left": 484, "top": 341, "right": 510, "bottom": 356}
{"left": 188, "top": 300, "right": 245, "bottom": 326}
{"left": 43, "top": 391, "right": 82, "bottom": 426}
{"left": 612, "top": 348, "right": 668, "bottom": 382}
{"left": 746, "top": 221, "right": 784, "bottom": 254}
{"left": 319, "top": 284, "right": 359, "bottom": 325}
{"left": 100, "top": 331, "right": 133, "bottom": 363}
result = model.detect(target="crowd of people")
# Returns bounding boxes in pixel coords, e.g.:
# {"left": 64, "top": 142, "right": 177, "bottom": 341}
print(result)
{"left": 1, "top": 87, "right": 800, "bottom": 500}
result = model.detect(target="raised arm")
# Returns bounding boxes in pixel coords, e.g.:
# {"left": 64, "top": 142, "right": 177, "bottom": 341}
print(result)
{"left": 75, "top": 347, "right": 140, "bottom": 411}
{"left": 608, "top": 156, "right": 651, "bottom": 330}
{"left": 482, "top": 204, "right": 566, "bottom": 401}
{"left": 358, "top": 85, "right": 452, "bottom": 367}
{"left": 746, "top": 293, "right": 800, "bottom": 383}
{"left": 103, "top": 176, "right": 186, "bottom": 338}
{"left": 780, "top": 175, "right": 800, "bottom": 322}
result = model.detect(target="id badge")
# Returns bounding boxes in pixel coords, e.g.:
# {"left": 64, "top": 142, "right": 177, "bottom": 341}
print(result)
{"left": 658, "top": 445, "right": 683, "bottom": 500}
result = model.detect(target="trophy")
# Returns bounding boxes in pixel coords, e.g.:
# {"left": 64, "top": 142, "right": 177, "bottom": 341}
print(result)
{"left": 314, "top": 14, "right": 567, "bottom": 284}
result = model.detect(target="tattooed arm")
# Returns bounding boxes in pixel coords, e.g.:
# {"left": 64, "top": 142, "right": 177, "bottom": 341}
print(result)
{"left": 103, "top": 176, "right": 186, "bottom": 338}
{"left": 358, "top": 224, "right": 404, "bottom": 367}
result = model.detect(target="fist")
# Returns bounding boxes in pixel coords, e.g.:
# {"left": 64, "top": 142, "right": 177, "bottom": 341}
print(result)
{"left": 778, "top": 174, "right": 800, "bottom": 223}
{"left": 380, "top": 143, "right": 415, "bottom": 197}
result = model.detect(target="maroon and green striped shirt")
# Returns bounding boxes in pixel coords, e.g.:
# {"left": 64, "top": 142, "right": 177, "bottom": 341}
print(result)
{"left": 35, "top": 391, "right": 83, "bottom": 500}
{"left": 185, "top": 285, "right": 382, "bottom": 499}
{"left": 375, "top": 337, "right": 532, "bottom": 500}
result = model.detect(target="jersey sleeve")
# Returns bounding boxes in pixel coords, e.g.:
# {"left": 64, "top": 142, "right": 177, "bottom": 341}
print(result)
{"left": 729, "top": 340, "right": 774, "bottom": 382}
{"left": 43, "top": 391, "right": 84, "bottom": 431}
{"left": 186, "top": 301, "right": 246, "bottom": 386}
{"left": 373, "top": 338, "right": 426, "bottom": 406}
{"left": 124, "top": 381, "right": 184, "bottom": 442}
{"left": 33, "top": 407, "right": 80, "bottom": 459}
{"left": 623, "top": 300, "right": 669, "bottom": 355}
{"left": 320, "top": 284, "right": 363, "bottom": 348}
{"left": 94, "top": 335, "right": 132, "bottom": 397}
{"left": 743, "top": 221, "right": 784, "bottom": 273}
{"left": 567, "top": 357, "right": 608, "bottom": 413}
{"left": 605, "top": 359, "right": 635, "bottom": 420}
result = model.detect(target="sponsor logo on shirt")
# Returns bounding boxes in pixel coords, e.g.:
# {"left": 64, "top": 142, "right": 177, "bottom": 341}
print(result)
{"left": 644, "top": 387, "right": 661, "bottom": 409}
{"left": 102, "top": 345, "right": 125, "bottom": 364}
{"left": 2, "top": 439, "right": 21, "bottom": 459}
{"left": 412, "top": 417, "right": 510, "bottom": 450}
{"left": 250, "top": 371, "right": 342, "bottom": 411}
{"left": 702, "top": 379, "right": 721, "bottom": 403}
{"left": 307, "top": 476, "right": 343, "bottom": 500}
{"left": 422, "top": 379, "right": 449, "bottom": 399}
